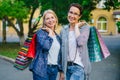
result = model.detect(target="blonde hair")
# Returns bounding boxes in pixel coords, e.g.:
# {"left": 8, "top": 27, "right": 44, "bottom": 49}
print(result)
{"left": 42, "top": 9, "right": 58, "bottom": 30}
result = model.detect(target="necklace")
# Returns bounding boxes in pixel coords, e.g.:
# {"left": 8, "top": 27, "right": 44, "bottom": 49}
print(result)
{"left": 68, "top": 31, "right": 77, "bottom": 63}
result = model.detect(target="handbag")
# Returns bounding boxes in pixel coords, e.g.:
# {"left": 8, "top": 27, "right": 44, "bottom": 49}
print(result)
{"left": 88, "top": 27, "right": 103, "bottom": 62}
{"left": 14, "top": 34, "right": 36, "bottom": 70}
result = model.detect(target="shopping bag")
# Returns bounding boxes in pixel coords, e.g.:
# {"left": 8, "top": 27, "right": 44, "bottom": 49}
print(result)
{"left": 26, "top": 34, "right": 36, "bottom": 58}
{"left": 96, "top": 29, "right": 110, "bottom": 58}
{"left": 14, "top": 34, "right": 36, "bottom": 70}
{"left": 88, "top": 27, "right": 103, "bottom": 62}
{"left": 88, "top": 26, "right": 110, "bottom": 62}
{"left": 14, "top": 15, "right": 40, "bottom": 70}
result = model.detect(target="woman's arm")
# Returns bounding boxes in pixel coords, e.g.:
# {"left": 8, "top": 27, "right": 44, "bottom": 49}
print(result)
{"left": 75, "top": 25, "right": 90, "bottom": 46}
{"left": 36, "top": 29, "right": 53, "bottom": 51}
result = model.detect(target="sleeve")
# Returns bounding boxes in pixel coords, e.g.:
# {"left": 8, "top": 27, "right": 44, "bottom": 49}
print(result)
{"left": 36, "top": 30, "right": 53, "bottom": 51}
{"left": 58, "top": 49, "right": 63, "bottom": 72}
{"left": 57, "top": 38, "right": 63, "bottom": 72}
{"left": 76, "top": 26, "right": 90, "bottom": 47}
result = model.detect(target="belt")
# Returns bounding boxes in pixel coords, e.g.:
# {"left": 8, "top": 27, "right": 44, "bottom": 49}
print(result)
{"left": 67, "top": 62, "right": 78, "bottom": 66}
{"left": 47, "top": 64, "right": 57, "bottom": 67}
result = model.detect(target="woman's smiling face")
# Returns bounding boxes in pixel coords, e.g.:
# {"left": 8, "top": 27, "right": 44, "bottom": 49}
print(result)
{"left": 44, "top": 13, "right": 57, "bottom": 30}
{"left": 67, "top": 6, "right": 81, "bottom": 25}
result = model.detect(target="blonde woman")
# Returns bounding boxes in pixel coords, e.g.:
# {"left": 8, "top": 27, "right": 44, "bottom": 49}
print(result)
{"left": 29, "top": 9, "right": 62, "bottom": 80}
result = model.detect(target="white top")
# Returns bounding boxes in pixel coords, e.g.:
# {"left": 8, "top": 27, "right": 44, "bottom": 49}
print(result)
{"left": 68, "top": 31, "right": 84, "bottom": 67}
{"left": 48, "top": 36, "right": 60, "bottom": 65}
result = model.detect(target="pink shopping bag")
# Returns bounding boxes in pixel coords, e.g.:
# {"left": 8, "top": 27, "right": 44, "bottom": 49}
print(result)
{"left": 96, "top": 29, "right": 110, "bottom": 58}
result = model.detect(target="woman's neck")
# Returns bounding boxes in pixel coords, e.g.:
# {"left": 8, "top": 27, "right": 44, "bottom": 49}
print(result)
{"left": 69, "top": 24, "right": 75, "bottom": 31}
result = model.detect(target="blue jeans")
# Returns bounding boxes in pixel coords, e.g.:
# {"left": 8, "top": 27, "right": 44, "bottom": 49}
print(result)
{"left": 33, "top": 65, "right": 58, "bottom": 80}
{"left": 66, "top": 65, "right": 85, "bottom": 80}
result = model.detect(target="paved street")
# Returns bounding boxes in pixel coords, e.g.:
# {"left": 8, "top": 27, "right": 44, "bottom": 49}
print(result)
{"left": 0, "top": 35, "right": 120, "bottom": 80}
{"left": 0, "top": 59, "right": 32, "bottom": 80}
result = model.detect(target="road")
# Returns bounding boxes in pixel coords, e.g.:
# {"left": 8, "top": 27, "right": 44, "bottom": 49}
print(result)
{"left": 0, "top": 35, "right": 120, "bottom": 80}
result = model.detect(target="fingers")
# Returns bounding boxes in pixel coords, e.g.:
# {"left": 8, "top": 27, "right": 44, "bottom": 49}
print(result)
{"left": 42, "top": 27, "right": 47, "bottom": 30}
{"left": 79, "top": 20, "right": 86, "bottom": 25}
{"left": 76, "top": 22, "right": 85, "bottom": 28}
{"left": 79, "top": 20, "right": 86, "bottom": 22}
{"left": 42, "top": 27, "right": 53, "bottom": 35}
{"left": 59, "top": 72, "right": 65, "bottom": 80}
{"left": 42, "top": 27, "right": 49, "bottom": 32}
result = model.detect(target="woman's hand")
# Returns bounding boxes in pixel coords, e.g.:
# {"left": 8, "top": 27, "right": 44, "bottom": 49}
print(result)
{"left": 42, "top": 27, "right": 55, "bottom": 37}
{"left": 42, "top": 27, "right": 52, "bottom": 33}
{"left": 75, "top": 20, "right": 86, "bottom": 29}
{"left": 59, "top": 72, "right": 64, "bottom": 80}
{"left": 74, "top": 20, "right": 86, "bottom": 38}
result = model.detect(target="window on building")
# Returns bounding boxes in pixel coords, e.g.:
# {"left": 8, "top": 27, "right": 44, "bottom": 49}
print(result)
{"left": 97, "top": 0, "right": 106, "bottom": 8}
{"left": 97, "top": 17, "right": 107, "bottom": 32}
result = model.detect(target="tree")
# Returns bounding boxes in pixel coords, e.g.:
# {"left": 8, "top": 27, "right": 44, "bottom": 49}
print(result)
{"left": 0, "top": 0, "right": 29, "bottom": 45}
{"left": 2, "top": 19, "right": 7, "bottom": 43}
{"left": 0, "top": 0, "right": 119, "bottom": 45}
{"left": 21, "top": 0, "right": 41, "bottom": 37}
{"left": 39, "top": 0, "right": 120, "bottom": 24}
{"left": 39, "top": 0, "right": 98, "bottom": 24}
{"left": 0, "top": 0, "right": 42, "bottom": 45}
{"left": 104, "top": 0, "right": 120, "bottom": 11}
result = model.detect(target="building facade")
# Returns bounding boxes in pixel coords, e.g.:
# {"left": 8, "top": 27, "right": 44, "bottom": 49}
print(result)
{"left": 90, "top": 0, "right": 120, "bottom": 35}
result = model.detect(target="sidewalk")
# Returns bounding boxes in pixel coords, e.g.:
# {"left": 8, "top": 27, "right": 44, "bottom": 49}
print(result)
{"left": 0, "top": 55, "right": 14, "bottom": 64}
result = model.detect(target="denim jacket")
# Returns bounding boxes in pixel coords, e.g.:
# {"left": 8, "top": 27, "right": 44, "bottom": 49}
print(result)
{"left": 29, "top": 29, "right": 62, "bottom": 77}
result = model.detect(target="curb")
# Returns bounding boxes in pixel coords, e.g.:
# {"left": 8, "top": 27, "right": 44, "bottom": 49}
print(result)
{"left": 0, "top": 55, "right": 15, "bottom": 64}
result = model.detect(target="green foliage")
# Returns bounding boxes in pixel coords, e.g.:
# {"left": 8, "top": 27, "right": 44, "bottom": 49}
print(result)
{"left": 0, "top": 0, "right": 119, "bottom": 35}
{"left": 116, "top": 21, "right": 120, "bottom": 28}
{"left": 10, "top": 1, "right": 29, "bottom": 19}
{"left": 38, "top": 0, "right": 119, "bottom": 24}
{"left": 116, "top": 21, "right": 120, "bottom": 33}
{"left": 104, "top": 0, "right": 120, "bottom": 11}
{"left": 0, "top": 0, "right": 29, "bottom": 20}
{"left": 21, "top": 0, "right": 40, "bottom": 9}
{"left": 39, "top": 0, "right": 97, "bottom": 24}
{"left": 0, "top": 0, "right": 119, "bottom": 24}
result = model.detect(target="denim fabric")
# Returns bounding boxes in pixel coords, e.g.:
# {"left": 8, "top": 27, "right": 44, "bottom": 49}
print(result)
{"left": 33, "top": 72, "right": 47, "bottom": 80}
{"left": 33, "top": 65, "right": 58, "bottom": 80}
{"left": 47, "top": 65, "right": 58, "bottom": 80}
{"left": 66, "top": 65, "right": 85, "bottom": 80}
